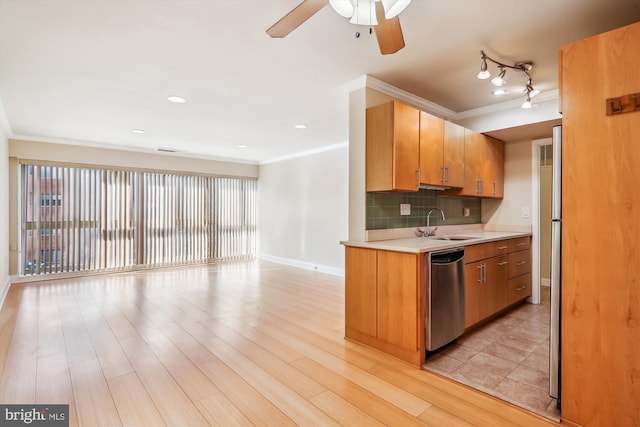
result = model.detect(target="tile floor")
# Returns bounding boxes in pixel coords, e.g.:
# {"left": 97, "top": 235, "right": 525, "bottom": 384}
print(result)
{"left": 424, "top": 286, "right": 561, "bottom": 420}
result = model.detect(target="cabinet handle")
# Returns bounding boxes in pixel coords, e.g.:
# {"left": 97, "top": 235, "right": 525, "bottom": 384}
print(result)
{"left": 477, "top": 265, "right": 483, "bottom": 282}
{"left": 480, "top": 178, "right": 485, "bottom": 194}
{"left": 493, "top": 181, "right": 496, "bottom": 195}
{"left": 497, "top": 245, "right": 508, "bottom": 250}
{"left": 516, "top": 261, "right": 527, "bottom": 266}
{"left": 498, "top": 261, "right": 508, "bottom": 266}
{"left": 441, "top": 166, "right": 446, "bottom": 184}
{"left": 417, "top": 168, "right": 421, "bottom": 189}
{"left": 516, "top": 285, "right": 527, "bottom": 291}
{"left": 476, "top": 178, "right": 482, "bottom": 194}
{"left": 516, "top": 242, "right": 526, "bottom": 247}
{"left": 482, "top": 263, "right": 487, "bottom": 283}
{"left": 445, "top": 165, "right": 450, "bottom": 183}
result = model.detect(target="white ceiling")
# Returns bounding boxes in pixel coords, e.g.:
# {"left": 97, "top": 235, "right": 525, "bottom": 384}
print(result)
{"left": 1, "top": 0, "right": 639, "bottom": 164}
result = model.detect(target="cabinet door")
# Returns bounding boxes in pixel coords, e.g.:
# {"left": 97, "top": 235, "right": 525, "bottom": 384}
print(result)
{"left": 345, "top": 247, "right": 377, "bottom": 338}
{"left": 443, "top": 121, "right": 465, "bottom": 187}
{"left": 419, "top": 111, "right": 445, "bottom": 186}
{"left": 480, "top": 255, "right": 508, "bottom": 318}
{"left": 366, "top": 101, "right": 420, "bottom": 192}
{"left": 377, "top": 251, "right": 418, "bottom": 350}
{"left": 482, "top": 135, "right": 504, "bottom": 198}
{"left": 462, "top": 129, "right": 484, "bottom": 196}
{"left": 464, "top": 260, "right": 483, "bottom": 328}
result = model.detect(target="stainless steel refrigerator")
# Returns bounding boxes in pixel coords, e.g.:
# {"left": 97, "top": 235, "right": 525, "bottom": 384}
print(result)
{"left": 550, "top": 125, "right": 561, "bottom": 406}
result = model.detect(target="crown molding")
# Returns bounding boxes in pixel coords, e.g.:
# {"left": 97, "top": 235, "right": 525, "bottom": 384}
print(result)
{"left": 10, "top": 134, "right": 260, "bottom": 165}
{"left": 363, "top": 76, "right": 458, "bottom": 120}
{"left": 455, "top": 90, "right": 560, "bottom": 120}
{"left": 346, "top": 74, "right": 560, "bottom": 123}
{"left": 260, "top": 141, "right": 348, "bottom": 165}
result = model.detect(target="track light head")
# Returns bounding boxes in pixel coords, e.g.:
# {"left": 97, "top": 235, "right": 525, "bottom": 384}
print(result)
{"left": 491, "top": 68, "right": 506, "bottom": 86}
{"left": 478, "top": 53, "right": 490, "bottom": 79}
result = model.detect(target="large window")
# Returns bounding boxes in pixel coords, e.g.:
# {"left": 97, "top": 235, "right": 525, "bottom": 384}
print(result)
{"left": 21, "top": 163, "right": 257, "bottom": 276}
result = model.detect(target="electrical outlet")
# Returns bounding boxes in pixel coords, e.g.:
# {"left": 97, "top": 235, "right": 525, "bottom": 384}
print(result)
{"left": 521, "top": 206, "right": 531, "bottom": 218}
{"left": 400, "top": 204, "right": 411, "bottom": 216}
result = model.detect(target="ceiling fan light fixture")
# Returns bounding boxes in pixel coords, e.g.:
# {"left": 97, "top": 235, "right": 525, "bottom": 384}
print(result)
{"left": 381, "top": 0, "right": 411, "bottom": 18}
{"left": 350, "top": 0, "right": 378, "bottom": 26}
{"left": 329, "top": 0, "right": 354, "bottom": 17}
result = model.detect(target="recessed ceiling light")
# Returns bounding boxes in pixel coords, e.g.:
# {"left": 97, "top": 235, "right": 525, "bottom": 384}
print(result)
{"left": 238, "top": 145, "right": 247, "bottom": 149}
{"left": 294, "top": 124, "right": 307, "bottom": 129}
{"left": 167, "top": 95, "right": 186, "bottom": 103}
{"left": 132, "top": 129, "right": 145, "bottom": 134}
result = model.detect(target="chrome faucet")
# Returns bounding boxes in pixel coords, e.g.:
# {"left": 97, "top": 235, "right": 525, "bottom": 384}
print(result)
{"left": 425, "top": 208, "right": 445, "bottom": 237}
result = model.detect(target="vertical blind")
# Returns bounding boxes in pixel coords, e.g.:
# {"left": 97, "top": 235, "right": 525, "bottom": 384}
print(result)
{"left": 21, "top": 163, "right": 257, "bottom": 276}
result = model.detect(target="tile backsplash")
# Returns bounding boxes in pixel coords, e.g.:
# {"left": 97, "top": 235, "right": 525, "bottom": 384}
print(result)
{"left": 366, "top": 189, "right": 481, "bottom": 230}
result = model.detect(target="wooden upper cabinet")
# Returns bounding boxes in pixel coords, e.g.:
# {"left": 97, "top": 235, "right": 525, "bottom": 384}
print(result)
{"left": 419, "top": 112, "right": 464, "bottom": 187}
{"left": 366, "top": 101, "right": 420, "bottom": 192}
{"left": 482, "top": 135, "right": 504, "bottom": 198}
{"left": 462, "top": 129, "right": 483, "bottom": 196}
{"left": 418, "top": 112, "right": 444, "bottom": 186}
{"left": 460, "top": 129, "right": 504, "bottom": 198}
{"left": 443, "top": 121, "right": 465, "bottom": 188}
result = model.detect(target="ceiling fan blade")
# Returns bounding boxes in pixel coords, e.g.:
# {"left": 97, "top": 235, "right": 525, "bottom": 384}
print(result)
{"left": 374, "top": 1, "right": 405, "bottom": 55}
{"left": 266, "top": 0, "right": 329, "bottom": 38}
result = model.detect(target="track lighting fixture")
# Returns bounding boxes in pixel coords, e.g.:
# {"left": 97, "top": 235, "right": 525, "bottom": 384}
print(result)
{"left": 477, "top": 50, "right": 537, "bottom": 109}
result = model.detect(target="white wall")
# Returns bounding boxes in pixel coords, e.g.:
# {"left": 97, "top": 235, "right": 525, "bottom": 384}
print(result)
{"left": 0, "top": 114, "right": 9, "bottom": 301}
{"left": 482, "top": 139, "right": 533, "bottom": 228}
{"left": 259, "top": 146, "right": 349, "bottom": 276}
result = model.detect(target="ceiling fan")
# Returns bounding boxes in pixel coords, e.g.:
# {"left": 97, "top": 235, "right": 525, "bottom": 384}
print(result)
{"left": 266, "top": 0, "right": 409, "bottom": 55}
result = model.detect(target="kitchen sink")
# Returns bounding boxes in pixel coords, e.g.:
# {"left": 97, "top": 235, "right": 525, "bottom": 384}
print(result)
{"left": 432, "top": 236, "right": 478, "bottom": 241}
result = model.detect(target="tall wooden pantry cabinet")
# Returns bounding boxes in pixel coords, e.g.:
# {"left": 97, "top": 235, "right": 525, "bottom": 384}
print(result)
{"left": 561, "top": 21, "right": 640, "bottom": 426}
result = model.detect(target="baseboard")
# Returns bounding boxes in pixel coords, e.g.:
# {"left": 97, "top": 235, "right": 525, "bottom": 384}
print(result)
{"left": 260, "top": 254, "right": 344, "bottom": 277}
{"left": 0, "top": 276, "right": 11, "bottom": 311}
{"left": 541, "top": 278, "right": 550, "bottom": 287}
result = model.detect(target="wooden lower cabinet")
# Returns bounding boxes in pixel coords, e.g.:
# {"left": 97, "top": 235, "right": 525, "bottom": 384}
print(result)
{"left": 507, "top": 273, "right": 532, "bottom": 306}
{"left": 464, "top": 261, "right": 482, "bottom": 328}
{"left": 464, "top": 238, "right": 531, "bottom": 329}
{"left": 344, "top": 247, "right": 377, "bottom": 337}
{"left": 377, "top": 251, "right": 419, "bottom": 351}
{"left": 345, "top": 238, "right": 531, "bottom": 364}
{"left": 480, "top": 255, "right": 508, "bottom": 319}
{"left": 344, "top": 247, "right": 424, "bottom": 366}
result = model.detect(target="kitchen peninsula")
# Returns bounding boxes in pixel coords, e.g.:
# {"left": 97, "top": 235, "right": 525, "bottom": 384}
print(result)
{"left": 341, "top": 228, "right": 532, "bottom": 366}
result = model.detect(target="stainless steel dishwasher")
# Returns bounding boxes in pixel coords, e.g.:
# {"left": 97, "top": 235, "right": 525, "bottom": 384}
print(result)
{"left": 426, "top": 247, "right": 465, "bottom": 351}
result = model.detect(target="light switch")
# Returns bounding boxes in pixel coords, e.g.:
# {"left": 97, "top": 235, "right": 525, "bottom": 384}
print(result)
{"left": 400, "top": 204, "right": 411, "bottom": 216}
{"left": 521, "top": 206, "right": 531, "bottom": 218}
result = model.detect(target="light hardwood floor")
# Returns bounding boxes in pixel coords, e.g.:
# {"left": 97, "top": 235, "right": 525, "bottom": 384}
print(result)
{"left": 0, "top": 261, "right": 557, "bottom": 426}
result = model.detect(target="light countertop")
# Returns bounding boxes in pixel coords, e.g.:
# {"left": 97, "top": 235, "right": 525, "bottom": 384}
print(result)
{"left": 341, "top": 230, "right": 531, "bottom": 254}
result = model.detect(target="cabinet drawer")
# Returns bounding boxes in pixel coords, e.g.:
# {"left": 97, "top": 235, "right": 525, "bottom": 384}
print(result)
{"left": 507, "top": 273, "right": 531, "bottom": 305}
{"left": 464, "top": 243, "right": 495, "bottom": 264}
{"left": 508, "top": 249, "right": 531, "bottom": 277}
{"left": 494, "top": 240, "right": 510, "bottom": 256}
{"left": 508, "top": 237, "right": 530, "bottom": 252}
